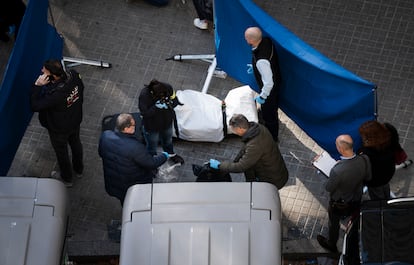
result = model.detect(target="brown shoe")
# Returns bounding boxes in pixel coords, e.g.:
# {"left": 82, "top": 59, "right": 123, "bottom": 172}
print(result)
{"left": 317, "top": 235, "right": 338, "bottom": 252}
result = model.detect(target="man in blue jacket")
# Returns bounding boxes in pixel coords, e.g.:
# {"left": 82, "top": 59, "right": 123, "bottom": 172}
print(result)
{"left": 99, "top": 113, "right": 169, "bottom": 205}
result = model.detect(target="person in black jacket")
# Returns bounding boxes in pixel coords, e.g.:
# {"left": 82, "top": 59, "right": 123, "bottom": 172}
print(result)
{"left": 30, "top": 59, "right": 84, "bottom": 187}
{"left": 99, "top": 113, "right": 169, "bottom": 205}
{"left": 358, "top": 120, "right": 395, "bottom": 200}
{"left": 245, "top": 27, "right": 281, "bottom": 142}
{"left": 138, "top": 79, "right": 184, "bottom": 164}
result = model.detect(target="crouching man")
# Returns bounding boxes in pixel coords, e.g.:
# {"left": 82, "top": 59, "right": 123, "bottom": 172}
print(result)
{"left": 209, "top": 114, "right": 288, "bottom": 189}
{"left": 99, "top": 113, "right": 169, "bottom": 205}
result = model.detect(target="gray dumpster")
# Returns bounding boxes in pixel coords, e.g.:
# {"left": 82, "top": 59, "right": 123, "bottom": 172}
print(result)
{"left": 0, "top": 177, "right": 69, "bottom": 265}
{"left": 120, "top": 182, "right": 282, "bottom": 265}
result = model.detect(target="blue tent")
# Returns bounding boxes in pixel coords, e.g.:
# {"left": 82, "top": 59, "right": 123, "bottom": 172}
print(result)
{"left": 0, "top": 0, "right": 63, "bottom": 175}
{"left": 214, "top": 0, "right": 376, "bottom": 158}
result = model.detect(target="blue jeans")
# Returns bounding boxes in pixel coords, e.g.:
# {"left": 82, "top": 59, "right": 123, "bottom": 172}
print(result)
{"left": 142, "top": 125, "right": 174, "bottom": 156}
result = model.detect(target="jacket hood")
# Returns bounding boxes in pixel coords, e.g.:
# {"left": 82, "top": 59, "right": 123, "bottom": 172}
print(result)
{"left": 241, "top": 122, "right": 260, "bottom": 142}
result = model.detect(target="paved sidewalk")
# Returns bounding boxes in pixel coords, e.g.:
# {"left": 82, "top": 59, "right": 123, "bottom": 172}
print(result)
{"left": 4, "top": 0, "right": 414, "bottom": 257}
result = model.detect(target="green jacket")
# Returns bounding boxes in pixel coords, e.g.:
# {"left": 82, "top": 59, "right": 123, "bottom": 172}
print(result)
{"left": 220, "top": 122, "right": 288, "bottom": 189}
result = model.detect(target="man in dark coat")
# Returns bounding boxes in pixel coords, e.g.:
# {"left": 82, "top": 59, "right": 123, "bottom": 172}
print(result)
{"left": 317, "top": 134, "right": 372, "bottom": 253}
{"left": 30, "top": 59, "right": 84, "bottom": 187}
{"left": 209, "top": 114, "right": 288, "bottom": 189}
{"left": 99, "top": 113, "right": 169, "bottom": 205}
{"left": 245, "top": 26, "right": 281, "bottom": 142}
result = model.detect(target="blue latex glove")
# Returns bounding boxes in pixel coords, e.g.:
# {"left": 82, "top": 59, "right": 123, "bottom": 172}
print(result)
{"left": 254, "top": 96, "right": 265, "bottom": 104}
{"left": 155, "top": 100, "right": 168, "bottom": 109}
{"left": 162, "top": 152, "right": 170, "bottom": 159}
{"left": 209, "top": 159, "right": 221, "bottom": 169}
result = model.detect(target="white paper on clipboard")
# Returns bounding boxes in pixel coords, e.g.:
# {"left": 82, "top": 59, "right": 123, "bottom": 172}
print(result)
{"left": 313, "top": 151, "right": 337, "bottom": 177}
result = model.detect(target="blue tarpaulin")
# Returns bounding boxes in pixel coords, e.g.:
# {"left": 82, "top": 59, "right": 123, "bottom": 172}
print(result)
{"left": 0, "top": 0, "right": 63, "bottom": 175}
{"left": 214, "top": 0, "right": 376, "bottom": 158}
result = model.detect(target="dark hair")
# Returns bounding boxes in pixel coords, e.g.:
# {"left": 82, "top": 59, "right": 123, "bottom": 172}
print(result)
{"left": 147, "top": 79, "right": 170, "bottom": 100}
{"left": 44, "top": 59, "right": 66, "bottom": 80}
{"left": 383, "top": 122, "right": 403, "bottom": 152}
{"left": 229, "top": 114, "right": 249, "bottom": 129}
{"left": 359, "top": 120, "right": 391, "bottom": 149}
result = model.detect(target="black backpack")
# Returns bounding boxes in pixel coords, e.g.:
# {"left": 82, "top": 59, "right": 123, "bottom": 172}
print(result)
{"left": 192, "top": 163, "right": 232, "bottom": 182}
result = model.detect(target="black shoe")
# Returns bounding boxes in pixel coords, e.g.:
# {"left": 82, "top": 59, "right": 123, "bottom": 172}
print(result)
{"left": 317, "top": 235, "right": 338, "bottom": 253}
{"left": 50, "top": 171, "right": 73, "bottom": 188}
{"left": 170, "top": 154, "right": 184, "bottom": 165}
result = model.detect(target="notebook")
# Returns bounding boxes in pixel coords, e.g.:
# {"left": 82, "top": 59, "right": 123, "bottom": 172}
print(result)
{"left": 312, "top": 151, "right": 337, "bottom": 177}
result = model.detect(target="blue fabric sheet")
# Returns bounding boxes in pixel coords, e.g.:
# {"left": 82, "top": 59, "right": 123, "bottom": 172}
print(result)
{"left": 214, "top": 0, "right": 376, "bottom": 158}
{"left": 0, "top": 0, "right": 63, "bottom": 175}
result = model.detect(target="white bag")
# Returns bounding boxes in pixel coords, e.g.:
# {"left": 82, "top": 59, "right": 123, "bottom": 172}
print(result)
{"left": 172, "top": 85, "right": 258, "bottom": 142}
{"left": 173, "top": 90, "right": 225, "bottom": 142}
{"left": 224, "top": 85, "right": 258, "bottom": 134}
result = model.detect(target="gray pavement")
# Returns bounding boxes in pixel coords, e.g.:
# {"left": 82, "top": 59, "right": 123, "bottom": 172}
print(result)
{"left": 4, "top": 0, "right": 414, "bottom": 258}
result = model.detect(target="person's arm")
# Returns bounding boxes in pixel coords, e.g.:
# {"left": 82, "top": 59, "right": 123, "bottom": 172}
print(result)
{"left": 30, "top": 83, "right": 65, "bottom": 111}
{"left": 361, "top": 154, "right": 372, "bottom": 182}
{"left": 133, "top": 148, "right": 168, "bottom": 169}
{"left": 256, "top": 59, "right": 274, "bottom": 99}
{"left": 325, "top": 165, "right": 340, "bottom": 193}
{"left": 138, "top": 89, "right": 161, "bottom": 118}
{"left": 220, "top": 143, "right": 261, "bottom": 173}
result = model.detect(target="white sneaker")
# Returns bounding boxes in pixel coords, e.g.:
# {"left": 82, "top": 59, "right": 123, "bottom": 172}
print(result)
{"left": 193, "top": 18, "right": 208, "bottom": 30}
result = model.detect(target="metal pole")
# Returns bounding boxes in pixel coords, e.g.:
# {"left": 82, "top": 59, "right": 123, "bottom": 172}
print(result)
{"left": 63, "top": 57, "right": 112, "bottom": 68}
{"left": 201, "top": 57, "right": 217, "bottom": 94}
{"left": 166, "top": 54, "right": 226, "bottom": 94}
{"left": 165, "top": 54, "right": 215, "bottom": 62}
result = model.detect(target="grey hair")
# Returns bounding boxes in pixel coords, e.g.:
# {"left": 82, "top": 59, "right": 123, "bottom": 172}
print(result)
{"left": 229, "top": 114, "right": 249, "bottom": 129}
{"left": 116, "top": 113, "right": 134, "bottom": 132}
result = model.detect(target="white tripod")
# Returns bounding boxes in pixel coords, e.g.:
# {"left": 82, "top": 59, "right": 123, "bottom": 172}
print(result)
{"left": 166, "top": 54, "right": 226, "bottom": 94}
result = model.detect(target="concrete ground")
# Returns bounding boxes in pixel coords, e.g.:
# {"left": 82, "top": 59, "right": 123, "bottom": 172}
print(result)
{"left": 3, "top": 0, "right": 414, "bottom": 258}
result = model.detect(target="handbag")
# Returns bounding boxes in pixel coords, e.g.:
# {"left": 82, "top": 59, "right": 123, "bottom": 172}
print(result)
{"left": 192, "top": 163, "right": 232, "bottom": 182}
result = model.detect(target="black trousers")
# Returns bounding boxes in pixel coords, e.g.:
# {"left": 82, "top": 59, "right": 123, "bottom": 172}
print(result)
{"left": 192, "top": 0, "right": 213, "bottom": 21}
{"left": 48, "top": 126, "right": 83, "bottom": 182}
{"left": 261, "top": 85, "right": 279, "bottom": 141}
{"left": 328, "top": 200, "right": 360, "bottom": 245}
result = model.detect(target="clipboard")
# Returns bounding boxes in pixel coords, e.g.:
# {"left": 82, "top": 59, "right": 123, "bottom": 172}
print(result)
{"left": 313, "top": 151, "right": 337, "bottom": 177}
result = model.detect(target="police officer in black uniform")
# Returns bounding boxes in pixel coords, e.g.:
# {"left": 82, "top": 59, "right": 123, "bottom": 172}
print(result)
{"left": 30, "top": 59, "right": 84, "bottom": 187}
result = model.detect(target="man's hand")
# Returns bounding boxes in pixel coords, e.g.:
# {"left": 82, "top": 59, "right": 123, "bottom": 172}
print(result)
{"left": 254, "top": 96, "right": 265, "bottom": 104}
{"left": 34, "top": 73, "right": 50, "bottom": 86}
{"left": 209, "top": 159, "right": 221, "bottom": 169}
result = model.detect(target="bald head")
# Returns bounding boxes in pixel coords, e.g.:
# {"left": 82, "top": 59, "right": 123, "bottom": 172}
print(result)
{"left": 335, "top": 134, "right": 354, "bottom": 156}
{"left": 245, "top": 27, "right": 262, "bottom": 48}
